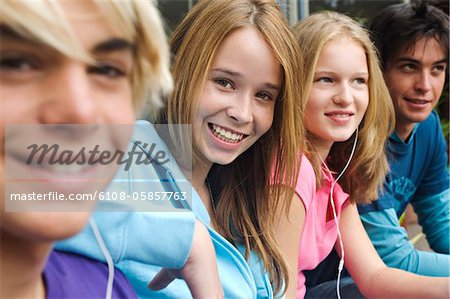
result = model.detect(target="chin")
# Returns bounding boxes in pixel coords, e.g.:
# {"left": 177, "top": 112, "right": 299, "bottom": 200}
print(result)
{"left": 3, "top": 212, "right": 91, "bottom": 242}
{"left": 208, "top": 153, "right": 240, "bottom": 166}
{"left": 407, "top": 114, "right": 430, "bottom": 123}
{"left": 333, "top": 135, "right": 354, "bottom": 143}
{"left": 211, "top": 157, "right": 238, "bottom": 166}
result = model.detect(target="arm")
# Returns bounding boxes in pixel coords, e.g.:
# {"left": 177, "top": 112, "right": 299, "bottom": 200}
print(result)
{"left": 412, "top": 189, "right": 450, "bottom": 254}
{"left": 58, "top": 214, "right": 223, "bottom": 298}
{"left": 148, "top": 219, "right": 223, "bottom": 299}
{"left": 340, "top": 203, "right": 449, "bottom": 298}
{"left": 274, "top": 193, "right": 305, "bottom": 298}
{"left": 360, "top": 208, "right": 449, "bottom": 276}
{"left": 412, "top": 113, "right": 450, "bottom": 253}
{"left": 56, "top": 212, "right": 197, "bottom": 269}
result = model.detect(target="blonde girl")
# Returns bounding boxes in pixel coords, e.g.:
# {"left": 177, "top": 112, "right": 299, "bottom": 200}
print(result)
{"left": 279, "top": 11, "right": 449, "bottom": 298}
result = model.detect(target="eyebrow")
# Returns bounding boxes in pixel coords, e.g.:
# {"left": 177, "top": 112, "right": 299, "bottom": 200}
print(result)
{"left": 0, "top": 25, "right": 40, "bottom": 45}
{"left": 211, "top": 67, "right": 280, "bottom": 91}
{"left": 0, "top": 25, "right": 134, "bottom": 55}
{"left": 0, "top": 25, "right": 19, "bottom": 38}
{"left": 395, "top": 57, "right": 448, "bottom": 65}
{"left": 315, "top": 70, "right": 368, "bottom": 77}
{"left": 92, "top": 38, "right": 135, "bottom": 54}
{"left": 211, "top": 67, "right": 243, "bottom": 77}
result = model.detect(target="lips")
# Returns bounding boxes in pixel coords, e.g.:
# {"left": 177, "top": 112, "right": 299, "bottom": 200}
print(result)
{"left": 7, "top": 151, "right": 100, "bottom": 180}
{"left": 404, "top": 97, "right": 431, "bottom": 105}
{"left": 324, "top": 110, "right": 354, "bottom": 117}
{"left": 208, "top": 123, "right": 247, "bottom": 143}
{"left": 325, "top": 113, "right": 353, "bottom": 118}
{"left": 323, "top": 110, "right": 355, "bottom": 125}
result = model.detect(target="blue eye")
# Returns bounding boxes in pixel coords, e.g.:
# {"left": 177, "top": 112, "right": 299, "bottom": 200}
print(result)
{"left": 255, "top": 91, "right": 273, "bottom": 102}
{"left": 354, "top": 78, "right": 366, "bottom": 84}
{"left": 317, "top": 77, "right": 333, "bottom": 83}
{"left": 214, "top": 78, "right": 234, "bottom": 89}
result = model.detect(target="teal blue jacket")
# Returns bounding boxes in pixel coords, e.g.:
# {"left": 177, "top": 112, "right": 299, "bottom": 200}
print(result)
{"left": 56, "top": 121, "right": 273, "bottom": 298}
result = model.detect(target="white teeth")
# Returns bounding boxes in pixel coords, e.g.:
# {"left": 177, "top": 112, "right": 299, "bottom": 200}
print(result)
{"left": 211, "top": 124, "right": 244, "bottom": 143}
{"left": 408, "top": 99, "right": 427, "bottom": 104}
{"left": 327, "top": 113, "right": 351, "bottom": 118}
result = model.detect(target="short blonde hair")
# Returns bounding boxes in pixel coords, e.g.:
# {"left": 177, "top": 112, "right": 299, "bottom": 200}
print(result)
{"left": 0, "top": 0, "right": 172, "bottom": 114}
{"left": 293, "top": 11, "right": 395, "bottom": 203}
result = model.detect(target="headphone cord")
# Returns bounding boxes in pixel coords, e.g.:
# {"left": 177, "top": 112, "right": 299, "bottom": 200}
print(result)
{"left": 319, "top": 127, "right": 358, "bottom": 299}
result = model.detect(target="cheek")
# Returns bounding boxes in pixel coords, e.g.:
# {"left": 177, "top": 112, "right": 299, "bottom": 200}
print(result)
{"left": 257, "top": 105, "right": 275, "bottom": 136}
{"left": 103, "top": 89, "right": 135, "bottom": 123}
{"left": 433, "top": 76, "right": 446, "bottom": 97}
{"left": 1, "top": 212, "right": 92, "bottom": 241}
{"left": 304, "top": 96, "right": 323, "bottom": 126}
{"left": 1, "top": 84, "right": 40, "bottom": 124}
{"left": 361, "top": 91, "right": 370, "bottom": 113}
{"left": 386, "top": 75, "right": 411, "bottom": 97}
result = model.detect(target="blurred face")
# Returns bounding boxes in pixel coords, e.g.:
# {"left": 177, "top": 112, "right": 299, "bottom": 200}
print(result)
{"left": 193, "top": 27, "right": 281, "bottom": 165}
{"left": 384, "top": 37, "right": 447, "bottom": 139}
{"left": 306, "top": 37, "right": 369, "bottom": 158}
{"left": 0, "top": 1, "right": 135, "bottom": 241}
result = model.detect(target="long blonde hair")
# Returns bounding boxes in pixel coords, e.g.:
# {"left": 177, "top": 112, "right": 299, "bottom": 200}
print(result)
{"left": 0, "top": 0, "right": 172, "bottom": 112}
{"left": 292, "top": 11, "right": 395, "bottom": 204}
{"left": 159, "top": 0, "right": 304, "bottom": 294}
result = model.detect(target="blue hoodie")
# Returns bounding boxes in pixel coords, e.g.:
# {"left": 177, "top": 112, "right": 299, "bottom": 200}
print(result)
{"left": 56, "top": 121, "right": 273, "bottom": 298}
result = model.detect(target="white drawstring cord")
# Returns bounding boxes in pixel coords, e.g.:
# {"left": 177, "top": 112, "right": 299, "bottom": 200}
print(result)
{"left": 90, "top": 218, "right": 114, "bottom": 299}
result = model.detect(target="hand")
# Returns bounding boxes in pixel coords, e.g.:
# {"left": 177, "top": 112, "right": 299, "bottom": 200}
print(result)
{"left": 148, "top": 220, "right": 223, "bottom": 299}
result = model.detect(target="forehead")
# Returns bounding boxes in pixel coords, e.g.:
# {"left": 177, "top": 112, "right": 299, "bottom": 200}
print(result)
{"left": 317, "top": 37, "right": 367, "bottom": 70}
{"left": 212, "top": 27, "right": 281, "bottom": 83}
{"left": 63, "top": 1, "right": 128, "bottom": 43}
{"left": 391, "top": 36, "right": 447, "bottom": 63}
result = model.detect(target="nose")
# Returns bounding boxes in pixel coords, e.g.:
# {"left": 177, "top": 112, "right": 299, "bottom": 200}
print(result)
{"left": 332, "top": 83, "right": 353, "bottom": 106}
{"left": 226, "top": 91, "right": 253, "bottom": 123}
{"left": 414, "top": 71, "right": 432, "bottom": 94}
{"left": 39, "top": 62, "right": 98, "bottom": 124}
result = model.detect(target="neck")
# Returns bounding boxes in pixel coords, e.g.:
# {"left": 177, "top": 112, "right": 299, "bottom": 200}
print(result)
{"left": 310, "top": 137, "right": 332, "bottom": 162}
{"left": 1, "top": 231, "right": 50, "bottom": 299}
{"left": 395, "top": 121, "right": 416, "bottom": 142}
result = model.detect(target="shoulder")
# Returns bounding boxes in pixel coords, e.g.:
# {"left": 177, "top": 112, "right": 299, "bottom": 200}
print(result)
{"left": 295, "top": 155, "right": 316, "bottom": 207}
{"left": 44, "top": 250, "right": 137, "bottom": 298}
{"left": 417, "top": 110, "right": 442, "bottom": 136}
{"left": 133, "top": 120, "right": 168, "bottom": 151}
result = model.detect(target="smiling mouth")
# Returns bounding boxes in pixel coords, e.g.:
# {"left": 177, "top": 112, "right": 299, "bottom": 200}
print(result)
{"left": 13, "top": 157, "right": 97, "bottom": 177}
{"left": 325, "top": 113, "right": 353, "bottom": 118}
{"left": 404, "top": 97, "right": 431, "bottom": 105}
{"left": 209, "top": 123, "right": 246, "bottom": 143}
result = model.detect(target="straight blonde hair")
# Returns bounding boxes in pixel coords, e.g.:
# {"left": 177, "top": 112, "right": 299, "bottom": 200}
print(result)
{"left": 292, "top": 11, "right": 395, "bottom": 204}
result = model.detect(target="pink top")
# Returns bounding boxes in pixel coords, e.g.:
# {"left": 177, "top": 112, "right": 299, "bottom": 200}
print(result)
{"left": 295, "top": 158, "right": 350, "bottom": 298}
